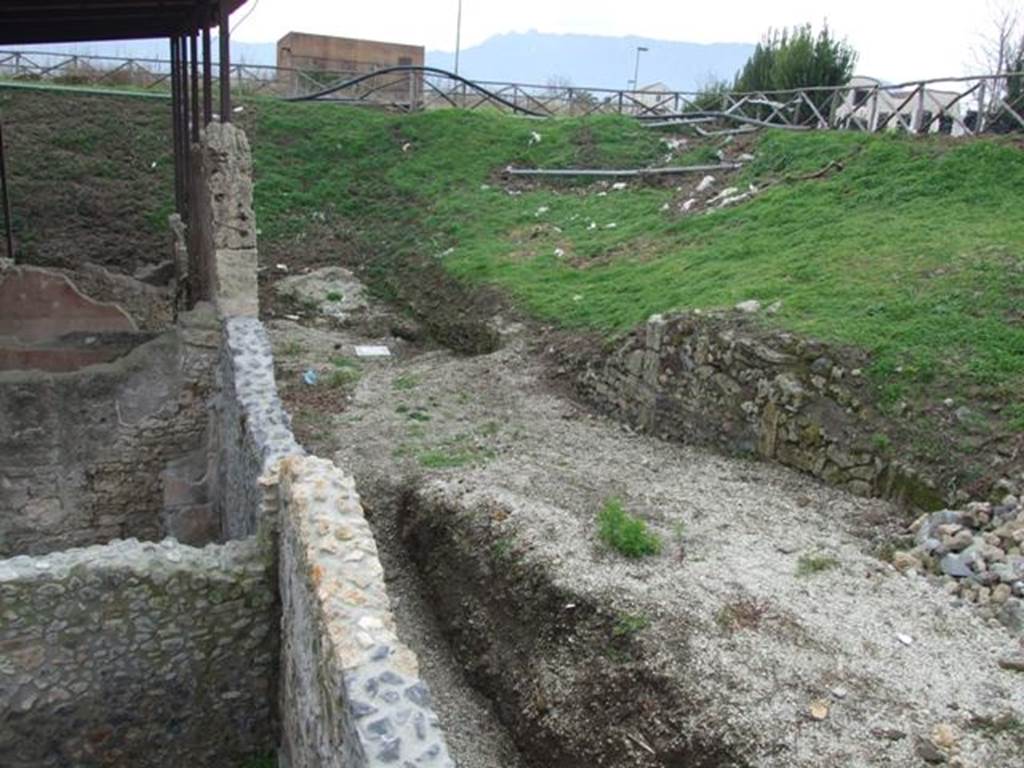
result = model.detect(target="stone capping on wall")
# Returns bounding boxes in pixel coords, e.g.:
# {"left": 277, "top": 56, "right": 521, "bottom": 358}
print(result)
{"left": 218, "top": 317, "right": 305, "bottom": 539}
{"left": 218, "top": 316, "right": 453, "bottom": 765}
{"left": 0, "top": 536, "right": 278, "bottom": 768}
{"left": 278, "top": 456, "right": 454, "bottom": 767}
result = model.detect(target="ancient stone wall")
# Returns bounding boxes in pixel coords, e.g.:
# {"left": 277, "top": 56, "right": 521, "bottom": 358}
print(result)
{"left": 573, "top": 310, "right": 942, "bottom": 507}
{"left": 216, "top": 317, "right": 304, "bottom": 540}
{"left": 278, "top": 456, "right": 453, "bottom": 768}
{"left": 0, "top": 536, "right": 278, "bottom": 768}
{"left": 212, "top": 311, "right": 451, "bottom": 765}
{"left": 0, "top": 304, "right": 221, "bottom": 557}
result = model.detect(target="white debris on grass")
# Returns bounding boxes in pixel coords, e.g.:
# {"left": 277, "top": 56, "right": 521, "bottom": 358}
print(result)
{"left": 604, "top": 223, "right": 617, "bottom": 229}
{"left": 696, "top": 175, "right": 716, "bottom": 193}
{"left": 355, "top": 345, "right": 391, "bottom": 358}
{"left": 587, "top": 221, "right": 597, "bottom": 230}
{"left": 554, "top": 247, "right": 566, "bottom": 258}
{"left": 680, "top": 198, "right": 697, "bottom": 212}
{"left": 610, "top": 182, "right": 628, "bottom": 191}
{"left": 535, "top": 206, "right": 550, "bottom": 216}
{"left": 529, "top": 131, "right": 542, "bottom": 145}
{"left": 735, "top": 299, "right": 762, "bottom": 313}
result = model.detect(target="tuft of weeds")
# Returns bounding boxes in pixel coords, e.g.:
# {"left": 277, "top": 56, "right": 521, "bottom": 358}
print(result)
{"left": 279, "top": 340, "right": 304, "bottom": 357}
{"left": 796, "top": 552, "right": 840, "bottom": 576}
{"left": 392, "top": 374, "right": 421, "bottom": 391}
{"left": 325, "top": 368, "right": 360, "bottom": 388}
{"left": 612, "top": 612, "right": 650, "bottom": 638}
{"left": 325, "top": 290, "right": 343, "bottom": 302}
{"left": 597, "top": 498, "right": 662, "bottom": 558}
{"left": 417, "top": 447, "right": 494, "bottom": 469}
{"left": 330, "top": 355, "right": 360, "bottom": 369}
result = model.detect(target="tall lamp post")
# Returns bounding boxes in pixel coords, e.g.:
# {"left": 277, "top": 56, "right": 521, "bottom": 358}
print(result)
{"left": 454, "top": 0, "right": 463, "bottom": 75}
{"left": 632, "top": 45, "right": 649, "bottom": 93}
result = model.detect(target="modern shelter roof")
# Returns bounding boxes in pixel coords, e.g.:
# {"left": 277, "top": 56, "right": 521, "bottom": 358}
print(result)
{"left": 0, "top": 0, "right": 247, "bottom": 45}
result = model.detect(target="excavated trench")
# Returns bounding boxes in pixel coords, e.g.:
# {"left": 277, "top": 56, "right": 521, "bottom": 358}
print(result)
{"left": 269, "top": 267, "right": 1024, "bottom": 768}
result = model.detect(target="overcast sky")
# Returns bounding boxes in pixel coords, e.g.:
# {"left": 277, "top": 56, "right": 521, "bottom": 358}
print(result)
{"left": 232, "top": 0, "right": 1020, "bottom": 83}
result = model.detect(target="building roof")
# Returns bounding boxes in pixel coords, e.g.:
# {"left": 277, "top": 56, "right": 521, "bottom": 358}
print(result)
{"left": 0, "top": 0, "right": 248, "bottom": 45}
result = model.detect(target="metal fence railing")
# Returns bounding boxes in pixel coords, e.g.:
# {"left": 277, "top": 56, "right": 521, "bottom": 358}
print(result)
{"left": 2, "top": 49, "right": 1022, "bottom": 136}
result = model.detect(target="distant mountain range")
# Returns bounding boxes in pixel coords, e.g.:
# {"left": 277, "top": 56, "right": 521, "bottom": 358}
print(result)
{"left": 9, "top": 31, "right": 756, "bottom": 92}
{"left": 429, "top": 32, "right": 754, "bottom": 92}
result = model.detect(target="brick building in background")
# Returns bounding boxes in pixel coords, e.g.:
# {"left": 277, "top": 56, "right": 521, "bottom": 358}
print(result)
{"left": 276, "top": 31, "right": 425, "bottom": 101}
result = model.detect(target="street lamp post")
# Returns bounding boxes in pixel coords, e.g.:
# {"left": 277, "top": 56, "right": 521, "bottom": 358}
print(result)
{"left": 632, "top": 45, "right": 649, "bottom": 93}
{"left": 454, "top": 0, "right": 463, "bottom": 75}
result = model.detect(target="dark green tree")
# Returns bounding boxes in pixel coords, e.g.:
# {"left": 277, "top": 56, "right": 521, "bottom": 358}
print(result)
{"left": 734, "top": 24, "right": 857, "bottom": 118}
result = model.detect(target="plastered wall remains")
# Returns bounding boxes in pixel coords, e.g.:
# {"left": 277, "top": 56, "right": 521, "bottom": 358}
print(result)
{"left": 0, "top": 303, "right": 221, "bottom": 557}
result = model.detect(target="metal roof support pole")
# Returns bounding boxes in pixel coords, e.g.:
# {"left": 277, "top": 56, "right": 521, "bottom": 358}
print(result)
{"left": 218, "top": 0, "right": 230, "bottom": 121}
{"left": 202, "top": 3, "right": 213, "bottom": 126}
{"left": 190, "top": 27, "right": 200, "bottom": 143}
{"left": 170, "top": 35, "right": 183, "bottom": 215}
{"left": 0, "top": 119, "right": 14, "bottom": 261}
{"left": 178, "top": 34, "right": 190, "bottom": 221}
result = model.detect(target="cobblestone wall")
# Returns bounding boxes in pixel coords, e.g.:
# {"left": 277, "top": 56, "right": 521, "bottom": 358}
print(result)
{"left": 573, "top": 310, "right": 943, "bottom": 507}
{"left": 216, "top": 317, "right": 304, "bottom": 540}
{"left": 216, "top": 314, "right": 452, "bottom": 766}
{"left": 278, "top": 456, "right": 453, "bottom": 768}
{"left": 0, "top": 304, "right": 221, "bottom": 557}
{"left": 0, "top": 536, "right": 277, "bottom": 768}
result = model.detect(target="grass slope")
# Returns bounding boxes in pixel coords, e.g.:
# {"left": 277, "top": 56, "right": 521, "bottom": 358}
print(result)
{"left": 247, "top": 101, "right": 1024, "bottom": 419}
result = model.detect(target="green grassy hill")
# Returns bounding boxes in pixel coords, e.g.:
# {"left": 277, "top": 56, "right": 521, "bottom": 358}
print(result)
{"left": 246, "top": 101, "right": 1024, "bottom": 431}
{"left": 2, "top": 86, "right": 1021, "bottom": 468}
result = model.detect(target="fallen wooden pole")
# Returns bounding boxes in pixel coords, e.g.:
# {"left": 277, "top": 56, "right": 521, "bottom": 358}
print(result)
{"left": 504, "top": 163, "right": 741, "bottom": 178}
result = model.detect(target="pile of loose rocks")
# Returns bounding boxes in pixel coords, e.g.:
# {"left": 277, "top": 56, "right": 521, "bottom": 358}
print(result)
{"left": 893, "top": 495, "right": 1024, "bottom": 633}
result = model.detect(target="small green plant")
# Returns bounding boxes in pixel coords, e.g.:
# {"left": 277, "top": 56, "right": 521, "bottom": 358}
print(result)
{"left": 330, "top": 355, "right": 360, "bottom": 369}
{"left": 597, "top": 498, "right": 662, "bottom": 558}
{"left": 279, "top": 340, "right": 303, "bottom": 357}
{"left": 492, "top": 537, "right": 514, "bottom": 559}
{"left": 871, "top": 432, "right": 892, "bottom": 452}
{"left": 417, "top": 447, "right": 494, "bottom": 469}
{"left": 612, "top": 612, "right": 650, "bottom": 637}
{"left": 326, "top": 368, "right": 360, "bottom": 388}
{"left": 672, "top": 521, "right": 687, "bottom": 543}
{"left": 1006, "top": 403, "right": 1024, "bottom": 432}
{"left": 393, "top": 374, "right": 420, "bottom": 391}
{"left": 325, "top": 290, "right": 343, "bottom": 302}
{"left": 796, "top": 552, "right": 840, "bottom": 576}
{"left": 407, "top": 409, "right": 431, "bottom": 422}
{"left": 395, "top": 403, "right": 410, "bottom": 414}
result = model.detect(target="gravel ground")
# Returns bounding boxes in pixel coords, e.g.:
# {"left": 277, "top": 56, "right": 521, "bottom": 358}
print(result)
{"left": 268, "top": 272, "right": 1024, "bottom": 767}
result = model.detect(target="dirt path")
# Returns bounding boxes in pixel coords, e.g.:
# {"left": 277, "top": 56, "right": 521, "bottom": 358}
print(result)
{"left": 267, "top": 270, "right": 1023, "bottom": 767}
